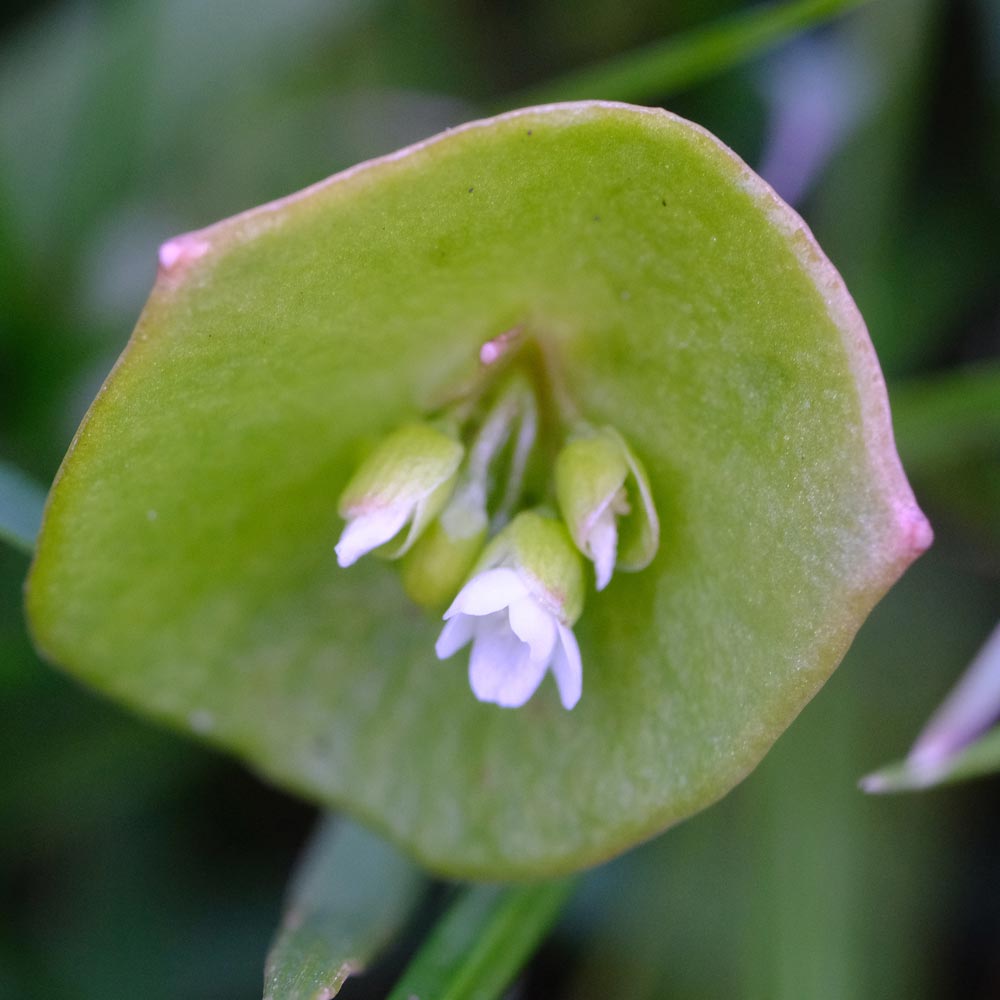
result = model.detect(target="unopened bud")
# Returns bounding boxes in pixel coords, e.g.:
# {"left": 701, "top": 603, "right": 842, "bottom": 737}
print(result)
{"left": 555, "top": 426, "right": 659, "bottom": 590}
{"left": 400, "top": 487, "right": 488, "bottom": 609}
{"left": 335, "top": 423, "right": 463, "bottom": 568}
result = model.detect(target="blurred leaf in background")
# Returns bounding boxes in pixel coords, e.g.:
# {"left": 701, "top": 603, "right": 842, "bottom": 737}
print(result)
{"left": 263, "top": 817, "right": 424, "bottom": 1000}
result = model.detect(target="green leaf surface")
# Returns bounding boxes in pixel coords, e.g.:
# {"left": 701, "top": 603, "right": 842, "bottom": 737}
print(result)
{"left": 504, "top": 0, "right": 870, "bottom": 108}
{"left": 0, "top": 461, "right": 47, "bottom": 554}
{"left": 263, "top": 817, "right": 424, "bottom": 1000}
{"left": 386, "top": 879, "right": 574, "bottom": 1000}
{"left": 27, "top": 102, "right": 930, "bottom": 877}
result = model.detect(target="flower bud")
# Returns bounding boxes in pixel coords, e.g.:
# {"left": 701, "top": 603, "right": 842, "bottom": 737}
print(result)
{"left": 335, "top": 423, "right": 463, "bottom": 568}
{"left": 555, "top": 426, "right": 659, "bottom": 590}
{"left": 400, "top": 488, "right": 488, "bottom": 610}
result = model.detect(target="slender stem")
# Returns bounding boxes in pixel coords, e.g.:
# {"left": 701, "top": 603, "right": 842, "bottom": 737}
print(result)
{"left": 495, "top": 388, "right": 538, "bottom": 526}
{"left": 459, "top": 374, "right": 540, "bottom": 526}
{"left": 386, "top": 878, "right": 576, "bottom": 1000}
{"left": 467, "top": 378, "right": 527, "bottom": 481}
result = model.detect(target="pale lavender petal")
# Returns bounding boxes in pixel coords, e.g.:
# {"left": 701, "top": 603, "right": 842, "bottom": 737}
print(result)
{"left": 467, "top": 614, "right": 550, "bottom": 709}
{"left": 468, "top": 615, "right": 530, "bottom": 703}
{"left": 507, "top": 595, "right": 556, "bottom": 664}
{"left": 908, "top": 622, "right": 1000, "bottom": 770}
{"left": 334, "top": 505, "right": 410, "bottom": 567}
{"left": 492, "top": 650, "right": 549, "bottom": 709}
{"left": 550, "top": 624, "right": 583, "bottom": 709}
{"left": 435, "top": 614, "right": 476, "bottom": 660}
{"left": 443, "top": 567, "right": 527, "bottom": 620}
{"left": 586, "top": 504, "right": 619, "bottom": 591}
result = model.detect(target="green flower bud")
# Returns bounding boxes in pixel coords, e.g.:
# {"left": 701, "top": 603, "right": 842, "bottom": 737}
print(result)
{"left": 400, "top": 488, "right": 488, "bottom": 610}
{"left": 335, "top": 423, "right": 463, "bottom": 567}
{"left": 555, "top": 426, "right": 659, "bottom": 590}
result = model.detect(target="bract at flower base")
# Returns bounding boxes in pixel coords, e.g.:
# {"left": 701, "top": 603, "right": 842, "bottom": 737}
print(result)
{"left": 27, "top": 102, "right": 930, "bottom": 878}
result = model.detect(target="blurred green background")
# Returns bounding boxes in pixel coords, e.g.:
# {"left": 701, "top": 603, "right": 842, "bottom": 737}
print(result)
{"left": 2, "top": 0, "right": 999, "bottom": 997}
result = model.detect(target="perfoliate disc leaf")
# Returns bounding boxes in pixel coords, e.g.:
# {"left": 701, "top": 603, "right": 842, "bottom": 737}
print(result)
{"left": 27, "top": 102, "right": 931, "bottom": 878}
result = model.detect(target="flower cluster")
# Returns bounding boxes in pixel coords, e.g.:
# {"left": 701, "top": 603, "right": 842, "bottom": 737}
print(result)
{"left": 334, "top": 366, "right": 658, "bottom": 710}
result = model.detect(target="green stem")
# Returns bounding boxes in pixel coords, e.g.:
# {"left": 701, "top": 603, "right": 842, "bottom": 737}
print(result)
{"left": 386, "top": 878, "right": 576, "bottom": 1000}
{"left": 498, "top": 0, "right": 871, "bottom": 109}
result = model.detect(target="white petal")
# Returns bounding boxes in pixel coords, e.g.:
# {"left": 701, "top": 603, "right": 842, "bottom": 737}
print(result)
{"left": 468, "top": 617, "right": 549, "bottom": 709}
{"left": 493, "top": 653, "right": 549, "bottom": 708}
{"left": 550, "top": 624, "right": 583, "bottom": 709}
{"left": 443, "top": 567, "right": 528, "bottom": 620}
{"left": 435, "top": 614, "right": 475, "bottom": 660}
{"left": 468, "top": 615, "right": 528, "bottom": 702}
{"left": 507, "top": 596, "right": 556, "bottom": 664}
{"left": 586, "top": 504, "right": 619, "bottom": 591}
{"left": 334, "top": 505, "right": 411, "bottom": 567}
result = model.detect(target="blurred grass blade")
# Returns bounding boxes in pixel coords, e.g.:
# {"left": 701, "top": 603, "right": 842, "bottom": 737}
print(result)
{"left": 861, "top": 726, "right": 1000, "bottom": 793}
{"left": 386, "top": 879, "right": 575, "bottom": 1000}
{"left": 0, "top": 460, "right": 47, "bottom": 554}
{"left": 889, "top": 362, "right": 1000, "bottom": 473}
{"left": 503, "top": 0, "right": 870, "bottom": 108}
{"left": 263, "top": 816, "right": 425, "bottom": 1000}
{"left": 862, "top": 624, "right": 1000, "bottom": 793}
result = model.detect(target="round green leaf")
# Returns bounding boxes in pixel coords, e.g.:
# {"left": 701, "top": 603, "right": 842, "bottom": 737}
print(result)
{"left": 26, "top": 102, "right": 931, "bottom": 878}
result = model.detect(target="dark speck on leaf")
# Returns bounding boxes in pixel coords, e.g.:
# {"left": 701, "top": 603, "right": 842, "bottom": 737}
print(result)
{"left": 661, "top": 199, "right": 666, "bottom": 206}
{"left": 593, "top": 215, "right": 601, "bottom": 222}
{"left": 468, "top": 187, "right": 474, "bottom": 193}
{"left": 527, "top": 129, "right": 533, "bottom": 135}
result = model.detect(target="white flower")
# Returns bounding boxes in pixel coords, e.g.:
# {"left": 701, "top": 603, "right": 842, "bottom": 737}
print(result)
{"left": 335, "top": 423, "right": 463, "bottom": 568}
{"left": 434, "top": 509, "right": 586, "bottom": 710}
{"left": 436, "top": 567, "right": 583, "bottom": 709}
